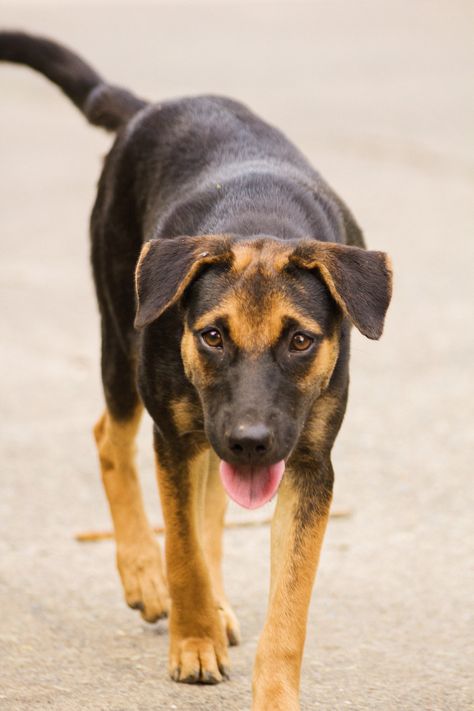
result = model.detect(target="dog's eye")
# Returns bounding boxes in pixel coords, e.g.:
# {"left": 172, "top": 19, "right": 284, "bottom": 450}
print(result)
{"left": 290, "top": 332, "right": 314, "bottom": 352}
{"left": 201, "top": 328, "right": 223, "bottom": 349}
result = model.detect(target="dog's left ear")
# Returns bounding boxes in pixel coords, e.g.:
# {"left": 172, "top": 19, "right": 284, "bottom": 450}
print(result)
{"left": 134, "top": 235, "right": 232, "bottom": 328}
{"left": 290, "top": 242, "right": 393, "bottom": 339}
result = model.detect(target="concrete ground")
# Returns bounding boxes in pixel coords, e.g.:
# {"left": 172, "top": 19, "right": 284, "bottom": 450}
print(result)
{"left": 0, "top": 2, "right": 473, "bottom": 709}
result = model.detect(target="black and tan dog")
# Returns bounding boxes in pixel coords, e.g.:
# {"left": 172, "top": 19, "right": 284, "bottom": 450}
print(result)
{"left": 1, "top": 32, "right": 392, "bottom": 709}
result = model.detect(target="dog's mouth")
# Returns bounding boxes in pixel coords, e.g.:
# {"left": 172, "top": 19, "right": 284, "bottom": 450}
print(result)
{"left": 219, "top": 460, "right": 286, "bottom": 509}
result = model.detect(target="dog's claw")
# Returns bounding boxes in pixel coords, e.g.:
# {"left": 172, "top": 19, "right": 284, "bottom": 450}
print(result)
{"left": 128, "top": 597, "right": 168, "bottom": 623}
{"left": 142, "top": 609, "right": 168, "bottom": 624}
{"left": 226, "top": 627, "right": 240, "bottom": 647}
{"left": 218, "top": 602, "right": 241, "bottom": 647}
{"left": 128, "top": 600, "right": 144, "bottom": 611}
{"left": 219, "top": 665, "right": 231, "bottom": 681}
{"left": 181, "top": 671, "right": 201, "bottom": 684}
{"left": 201, "top": 670, "right": 222, "bottom": 684}
{"left": 171, "top": 667, "right": 223, "bottom": 685}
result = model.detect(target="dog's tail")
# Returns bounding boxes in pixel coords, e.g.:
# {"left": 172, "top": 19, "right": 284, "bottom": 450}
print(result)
{"left": 0, "top": 31, "right": 147, "bottom": 131}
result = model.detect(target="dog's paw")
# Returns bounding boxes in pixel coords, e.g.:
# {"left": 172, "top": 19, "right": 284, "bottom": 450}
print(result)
{"left": 117, "top": 539, "right": 169, "bottom": 623}
{"left": 218, "top": 601, "right": 241, "bottom": 646}
{"left": 169, "top": 635, "right": 230, "bottom": 684}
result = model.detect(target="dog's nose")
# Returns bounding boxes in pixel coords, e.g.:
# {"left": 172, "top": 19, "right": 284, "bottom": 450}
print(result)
{"left": 228, "top": 423, "right": 273, "bottom": 459}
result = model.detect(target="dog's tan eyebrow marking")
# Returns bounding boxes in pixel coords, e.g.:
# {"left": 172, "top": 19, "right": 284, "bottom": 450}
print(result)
{"left": 193, "top": 240, "right": 323, "bottom": 350}
{"left": 194, "top": 304, "right": 322, "bottom": 336}
{"left": 193, "top": 292, "right": 323, "bottom": 351}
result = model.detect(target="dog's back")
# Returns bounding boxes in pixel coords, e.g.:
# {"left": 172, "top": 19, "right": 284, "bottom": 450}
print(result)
{"left": 101, "top": 94, "right": 364, "bottom": 247}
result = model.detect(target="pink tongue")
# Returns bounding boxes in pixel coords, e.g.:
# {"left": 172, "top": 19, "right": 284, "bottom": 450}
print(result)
{"left": 219, "top": 460, "right": 286, "bottom": 509}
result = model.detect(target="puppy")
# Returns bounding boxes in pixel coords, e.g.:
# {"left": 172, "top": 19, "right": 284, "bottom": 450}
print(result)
{"left": 0, "top": 32, "right": 392, "bottom": 710}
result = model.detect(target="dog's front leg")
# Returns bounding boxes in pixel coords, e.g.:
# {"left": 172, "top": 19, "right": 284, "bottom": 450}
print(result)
{"left": 204, "top": 451, "right": 241, "bottom": 647}
{"left": 252, "top": 461, "right": 333, "bottom": 710}
{"left": 154, "top": 442, "right": 229, "bottom": 684}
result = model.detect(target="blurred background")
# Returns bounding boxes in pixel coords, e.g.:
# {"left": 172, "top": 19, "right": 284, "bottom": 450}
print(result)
{"left": 0, "top": 1, "right": 473, "bottom": 709}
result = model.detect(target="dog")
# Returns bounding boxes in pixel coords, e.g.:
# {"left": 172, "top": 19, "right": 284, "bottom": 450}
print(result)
{"left": 0, "top": 31, "right": 392, "bottom": 710}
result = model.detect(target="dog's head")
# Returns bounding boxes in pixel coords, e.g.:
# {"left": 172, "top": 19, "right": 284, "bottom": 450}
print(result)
{"left": 135, "top": 235, "right": 392, "bottom": 508}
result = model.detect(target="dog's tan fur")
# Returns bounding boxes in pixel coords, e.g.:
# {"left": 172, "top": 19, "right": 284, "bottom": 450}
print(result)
{"left": 93, "top": 407, "right": 169, "bottom": 622}
{"left": 302, "top": 392, "right": 342, "bottom": 449}
{"left": 203, "top": 452, "right": 241, "bottom": 646}
{"left": 94, "top": 403, "right": 332, "bottom": 704}
{"left": 298, "top": 330, "right": 340, "bottom": 393}
{"left": 253, "top": 476, "right": 331, "bottom": 710}
{"left": 170, "top": 396, "right": 202, "bottom": 434}
{"left": 154, "top": 448, "right": 230, "bottom": 683}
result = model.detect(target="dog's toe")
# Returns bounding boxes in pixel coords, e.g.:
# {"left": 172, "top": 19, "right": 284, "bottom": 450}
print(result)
{"left": 170, "top": 636, "right": 229, "bottom": 684}
{"left": 218, "top": 603, "right": 241, "bottom": 646}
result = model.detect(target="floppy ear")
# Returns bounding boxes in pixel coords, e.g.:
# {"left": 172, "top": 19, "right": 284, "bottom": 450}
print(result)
{"left": 134, "top": 235, "right": 232, "bottom": 329}
{"left": 290, "top": 241, "right": 393, "bottom": 339}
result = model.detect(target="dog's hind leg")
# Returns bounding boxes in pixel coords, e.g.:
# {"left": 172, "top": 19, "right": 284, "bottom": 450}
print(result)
{"left": 93, "top": 332, "right": 169, "bottom": 623}
{"left": 203, "top": 451, "right": 241, "bottom": 646}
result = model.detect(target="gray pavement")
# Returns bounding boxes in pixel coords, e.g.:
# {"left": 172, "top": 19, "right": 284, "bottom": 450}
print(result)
{"left": 0, "top": 2, "right": 473, "bottom": 709}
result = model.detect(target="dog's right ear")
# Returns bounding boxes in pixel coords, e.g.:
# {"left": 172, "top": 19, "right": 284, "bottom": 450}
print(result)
{"left": 290, "top": 241, "right": 392, "bottom": 339}
{"left": 134, "top": 235, "right": 232, "bottom": 329}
